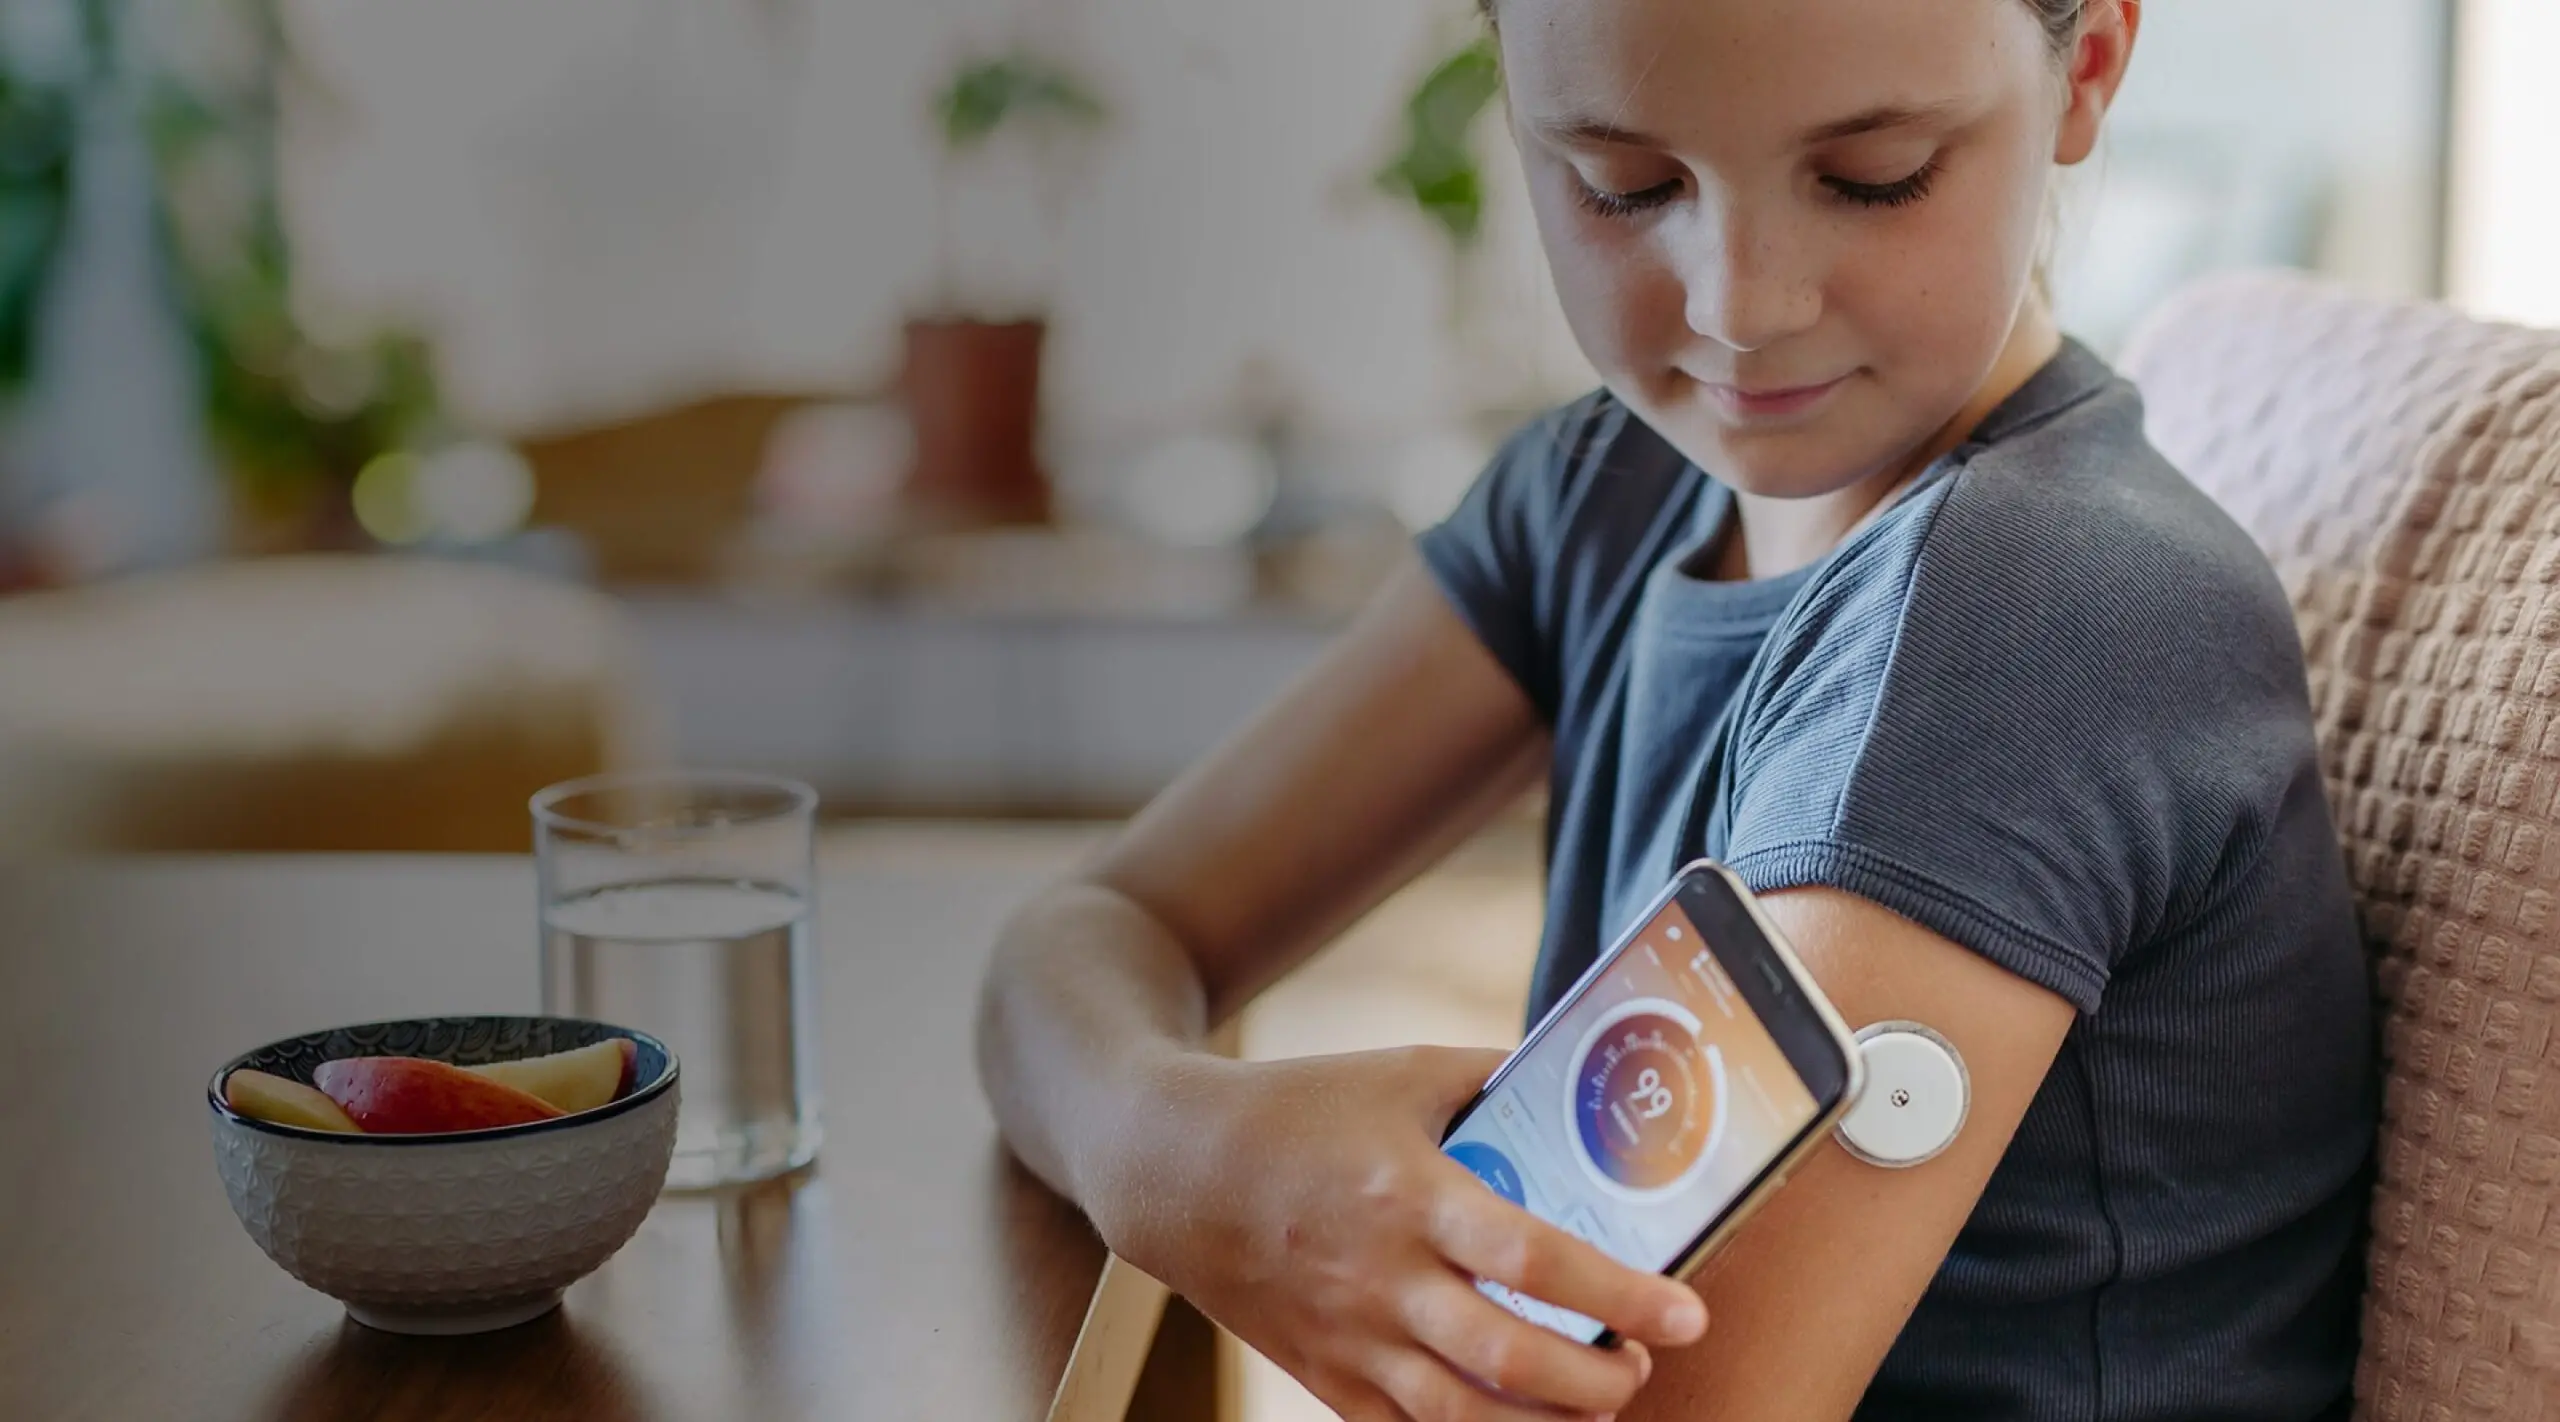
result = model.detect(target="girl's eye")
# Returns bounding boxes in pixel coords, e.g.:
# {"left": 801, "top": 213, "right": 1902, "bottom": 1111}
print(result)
{"left": 1573, "top": 177, "right": 1682, "bottom": 220}
{"left": 1825, "top": 160, "right": 1941, "bottom": 210}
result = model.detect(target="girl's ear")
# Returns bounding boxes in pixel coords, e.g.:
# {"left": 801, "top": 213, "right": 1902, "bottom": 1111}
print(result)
{"left": 2054, "top": 0, "right": 2140, "bottom": 166}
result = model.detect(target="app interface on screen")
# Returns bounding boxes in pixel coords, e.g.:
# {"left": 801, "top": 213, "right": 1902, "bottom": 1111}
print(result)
{"left": 1440, "top": 894, "right": 1821, "bottom": 1342}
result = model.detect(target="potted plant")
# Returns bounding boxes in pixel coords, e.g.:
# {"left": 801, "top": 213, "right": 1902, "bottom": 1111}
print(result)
{"left": 0, "top": 0, "right": 445, "bottom": 569}
{"left": 905, "top": 51, "right": 1106, "bottom": 529}
{"left": 0, "top": 56, "right": 75, "bottom": 586}
{"left": 148, "top": 0, "right": 448, "bottom": 554}
{"left": 1371, "top": 32, "right": 1504, "bottom": 260}
{"left": 1372, "top": 28, "right": 1553, "bottom": 408}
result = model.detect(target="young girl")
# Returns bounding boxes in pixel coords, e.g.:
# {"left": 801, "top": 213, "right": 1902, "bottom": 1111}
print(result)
{"left": 977, "top": 0, "right": 2376, "bottom": 1417}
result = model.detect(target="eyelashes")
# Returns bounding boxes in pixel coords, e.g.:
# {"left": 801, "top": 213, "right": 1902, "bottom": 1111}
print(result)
{"left": 1571, "top": 159, "right": 1943, "bottom": 221}
{"left": 1572, "top": 179, "right": 1682, "bottom": 220}
{"left": 1824, "top": 159, "right": 1941, "bottom": 209}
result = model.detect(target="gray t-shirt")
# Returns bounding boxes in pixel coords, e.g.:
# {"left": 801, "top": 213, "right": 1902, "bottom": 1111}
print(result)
{"left": 1417, "top": 340, "right": 2376, "bottom": 1421}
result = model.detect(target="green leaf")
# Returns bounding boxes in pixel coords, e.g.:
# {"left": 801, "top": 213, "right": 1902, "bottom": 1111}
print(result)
{"left": 0, "top": 69, "right": 73, "bottom": 394}
{"left": 0, "top": 188, "right": 66, "bottom": 389}
{"left": 1372, "top": 34, "right": 1502, "bottom": 249}
{"left": 1404, "top": 35, "right": 1501, "bottom": 141}
{"left": 935, "top": 54, "right": 1107, "bottom": 153}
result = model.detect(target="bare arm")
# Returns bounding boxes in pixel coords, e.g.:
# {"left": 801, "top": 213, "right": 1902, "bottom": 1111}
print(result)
{"left": 975, "top": 557, "right": 1713, "bottom": 1421}
{"left": 1622, "top": 888, "right": 2077, "bottom": 1422}
{"left": 972, "top": 555, "right": 1547, "bottom": 1204}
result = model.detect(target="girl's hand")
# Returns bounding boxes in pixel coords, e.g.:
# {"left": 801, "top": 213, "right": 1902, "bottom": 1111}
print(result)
{"left": 1095, "top": 1045, "right": 1709, "bottom": 1422}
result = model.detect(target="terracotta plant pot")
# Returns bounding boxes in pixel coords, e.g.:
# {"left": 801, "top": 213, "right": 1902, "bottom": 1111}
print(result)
{"left": 900, "top": 318, "right": 1053, "bottom": 527}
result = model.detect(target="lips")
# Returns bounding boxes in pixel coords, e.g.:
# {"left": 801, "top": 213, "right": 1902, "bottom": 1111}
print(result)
{"left": 1692, "top": 372, "right": 1851, "bottom": 420}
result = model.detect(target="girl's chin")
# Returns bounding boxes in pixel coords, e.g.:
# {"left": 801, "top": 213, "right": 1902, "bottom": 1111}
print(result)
{"left": 1645, "top": 418, "right": 1906, "bottom": 501}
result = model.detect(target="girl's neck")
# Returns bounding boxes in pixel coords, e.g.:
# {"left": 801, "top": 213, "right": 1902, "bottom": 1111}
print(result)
{"left": 1711, "top": 303, "right": 2064, "bottom": 583}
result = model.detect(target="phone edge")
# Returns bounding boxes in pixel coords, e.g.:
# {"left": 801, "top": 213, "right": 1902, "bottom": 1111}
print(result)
{"left": 1436, "top": 859, "right": 1870, "bottom": 1345}
{"left": 1655, "top": 860, "right": 1867, "bottom": 1284}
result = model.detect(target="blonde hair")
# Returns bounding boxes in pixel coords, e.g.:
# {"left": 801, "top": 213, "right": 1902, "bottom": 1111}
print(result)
{"left": 1482, "top": 0, "right": 2086, "bottom": 41}
{"left": 2020, "top": 0, "right": 2089, "bottom": 52}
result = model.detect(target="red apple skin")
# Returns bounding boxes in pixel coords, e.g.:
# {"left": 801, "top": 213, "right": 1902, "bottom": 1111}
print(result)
{"left": 313, "top": 1056, "right": 565, "bottom": 1134}
{"left": 615, "top": 1037, "right": 639, "bottom": 1096}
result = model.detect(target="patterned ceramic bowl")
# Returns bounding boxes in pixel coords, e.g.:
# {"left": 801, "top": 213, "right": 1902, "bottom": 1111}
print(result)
{"left": 207, "top": 1016, "right": 680, "bottom": 1336}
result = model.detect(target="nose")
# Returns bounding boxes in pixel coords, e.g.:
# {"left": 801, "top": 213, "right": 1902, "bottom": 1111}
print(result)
{"left": 1679, "top": 205, "right": 1821, "bottom": 354}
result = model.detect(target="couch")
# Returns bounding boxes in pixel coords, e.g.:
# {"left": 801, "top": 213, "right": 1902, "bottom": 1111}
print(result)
{"left": 0, "top": 555, "right": 655, "bottom": 853}
{"left": 2123, "top": 270, "right": 2560, "bottom": 1421}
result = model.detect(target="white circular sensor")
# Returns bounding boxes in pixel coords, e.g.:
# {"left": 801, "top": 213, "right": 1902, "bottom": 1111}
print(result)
{"left": 1835, "top": 1022, "right": 1969, "bottom": 1169}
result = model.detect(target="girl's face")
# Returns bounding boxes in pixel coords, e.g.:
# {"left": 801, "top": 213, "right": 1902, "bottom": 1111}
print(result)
{"left": 1499, "top": 0, "right": 2103, "bottom": 497}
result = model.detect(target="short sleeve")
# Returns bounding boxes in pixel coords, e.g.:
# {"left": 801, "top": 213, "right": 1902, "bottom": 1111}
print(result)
{"left": 1717, "top": 468, "right": 2312, "bottom": 1015}
{"left": 1414, "top": 401, "right": 1598, "bottom": 720}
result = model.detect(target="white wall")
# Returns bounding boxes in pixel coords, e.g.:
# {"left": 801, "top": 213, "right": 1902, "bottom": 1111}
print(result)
{"left": 283, "top": 0, "right": 1576, "bottom": 439}
{"left": 277, "top": 0, "right": 2449, "bottom": 440}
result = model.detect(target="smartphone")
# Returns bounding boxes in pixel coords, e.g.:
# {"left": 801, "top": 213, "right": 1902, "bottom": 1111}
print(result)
{"left": 1438, "top": 860, "right": 1864, "bottom": 1347}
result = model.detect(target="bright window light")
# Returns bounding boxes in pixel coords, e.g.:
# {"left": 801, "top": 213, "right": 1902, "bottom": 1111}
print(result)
{"left": 2448, "top": 0, "right": 2560, "bottom": 327}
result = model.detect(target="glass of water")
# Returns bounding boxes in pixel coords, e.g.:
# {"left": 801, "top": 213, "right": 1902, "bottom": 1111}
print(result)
{"left": 533, "top": 769, "right": 821, "bottom": 1190}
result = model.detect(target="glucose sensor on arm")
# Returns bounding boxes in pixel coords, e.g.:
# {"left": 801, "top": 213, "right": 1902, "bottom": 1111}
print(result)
{"left": 1834, "top": 1022, "right": 1970, "bottom": 1168}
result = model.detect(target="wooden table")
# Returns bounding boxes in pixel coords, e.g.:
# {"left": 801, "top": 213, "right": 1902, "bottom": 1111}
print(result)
{"left": 0, "top": 853, "right": 1199, "bottom": 1422}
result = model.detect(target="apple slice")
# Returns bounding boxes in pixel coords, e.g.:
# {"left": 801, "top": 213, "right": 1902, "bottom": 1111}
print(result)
{"left": 226, "top": 1068, "right": 363, "bottom": 1133}
{"left": 314, "top": 1056, "right": 564, "bottom": 1134}
{"left": 465, "top": 1038, "right": 638, "bottom": 1114}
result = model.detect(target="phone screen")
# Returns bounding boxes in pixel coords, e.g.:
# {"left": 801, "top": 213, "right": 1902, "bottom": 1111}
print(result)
{"left": 1439, "top": 871, "right": 1845, "bottom": 1344}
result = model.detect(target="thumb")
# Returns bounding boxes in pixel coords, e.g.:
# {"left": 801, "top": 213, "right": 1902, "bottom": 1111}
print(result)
{"left": 1399, "top": 1044, "right": 1513, "bottom": 1127}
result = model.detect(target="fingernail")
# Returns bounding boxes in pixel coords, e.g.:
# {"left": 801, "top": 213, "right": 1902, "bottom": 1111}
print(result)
{"left": 1666, "top": 1295, "right": 1707, "bottom": 1341}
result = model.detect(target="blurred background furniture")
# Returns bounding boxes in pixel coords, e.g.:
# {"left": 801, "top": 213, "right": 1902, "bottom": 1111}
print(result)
{"left": 520, "top": 394, "right": 811, "bottom": 586}
{"left": 622, "top": 591, "right": 1335, "bottom": 816}
{"left": 2124, "top": 270, "right": 2560, "bottom": 1422}
{"left": 0, "top": 0, "right": 2507, "bottom": 842}
{"left": 0, "top": 556, "right": 653, "bottom": 853}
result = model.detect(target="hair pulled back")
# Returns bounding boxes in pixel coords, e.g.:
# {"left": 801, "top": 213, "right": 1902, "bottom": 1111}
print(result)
{"left": 1480, "top": 0, "right": 2088, "bottom": 50}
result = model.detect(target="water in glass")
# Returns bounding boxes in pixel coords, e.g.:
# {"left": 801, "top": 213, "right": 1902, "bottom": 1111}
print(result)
{"left": 542, "top": 877, "right": 820, "bottom": 1189}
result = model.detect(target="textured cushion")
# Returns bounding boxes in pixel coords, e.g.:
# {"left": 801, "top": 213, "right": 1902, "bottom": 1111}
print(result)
{"left": 2121, "top": 271, "right": 2556, "bottom": 728}
{"left": 2124, "top": 272, "right": 2560, "bottom": 1422}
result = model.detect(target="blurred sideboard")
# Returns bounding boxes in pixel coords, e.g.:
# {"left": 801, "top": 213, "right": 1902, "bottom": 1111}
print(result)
{"left": 623, "top": 592, "right": 1339, "bottom": 817}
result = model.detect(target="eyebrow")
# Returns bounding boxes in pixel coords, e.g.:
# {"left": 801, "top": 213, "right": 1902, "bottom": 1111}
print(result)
{"left": 1531, "top": 115, "right": 1670, "bottom": 149}
{"left": 1532, "top": 100, "right": 1964, "bottom": 152}
{"left": 1799, "top": 101, "right": 1964, "bottom": 144}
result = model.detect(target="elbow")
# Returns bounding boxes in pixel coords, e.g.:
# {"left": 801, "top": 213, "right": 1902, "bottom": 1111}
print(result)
{"left": 972, "top": 892, "right": 1049, "bottom": 1112}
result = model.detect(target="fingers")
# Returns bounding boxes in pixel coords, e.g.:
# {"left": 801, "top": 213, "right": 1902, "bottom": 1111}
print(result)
{"left": 1614, "top": 1339, "right": 1652, "bottom": 1390}
{"left": 1424, "top": 1169, "right": 1708, "bottom": 1350}
{"left": 1311, "top": 1375, "right": 1412, "bottom": 1422}
{"left": 1398, "top": 1274, "right": 1649, "bottom": 1416}
{"left": 1371, "top": 1345, "right": 1612, "bottom": 1422}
